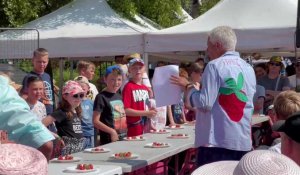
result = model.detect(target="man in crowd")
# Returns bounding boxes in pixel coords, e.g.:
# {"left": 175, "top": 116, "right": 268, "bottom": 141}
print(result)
{"left": 171, "top": 26, "right": 256, "bottom": 166}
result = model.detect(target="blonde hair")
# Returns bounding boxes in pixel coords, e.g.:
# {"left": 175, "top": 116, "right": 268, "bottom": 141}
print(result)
{"left": 123, "top": 53, "right": 141, "bottom": 63}
{"left": 77, "top": 61, "right": 95, "bottom": 71}
{"left": 188, "top": 63, "right": 204, "bottom": 75}
{"left": 274, "top": 91, "right": 300, "bottom": 120}
{"left": 33, "top": 48, "right": 48, "bottom": 57}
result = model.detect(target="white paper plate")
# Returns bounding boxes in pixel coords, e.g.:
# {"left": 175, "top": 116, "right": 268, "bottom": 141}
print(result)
{"left": 150, "top": 130, "right": 171, "bottom": 134}
{"left": 165, "top": 126, "right": 184, "bottom": 130}
{"left": 110, "top": 153, "right": 139, "bottom": 160}
{"left": 84, "top": 147, "right": 110, "bottom": 153}
{"left": 167, "top": 135, "right": 189, "bottom": 139}
{"left": 51, "top": 157, "right": 81, "bottom": 163}
{"left": 145, "top": 143, "right": 170, "bottom": 148}
{"left": 123, "top": 136, "right": 145, "bottom": 141}
{"left": 65, "top": 166, "right": 99, "bottom": 173}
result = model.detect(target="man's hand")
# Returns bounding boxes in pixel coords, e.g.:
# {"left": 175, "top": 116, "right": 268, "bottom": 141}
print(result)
{"left": 170, "top": 75, "right": 190, "bottom": 90}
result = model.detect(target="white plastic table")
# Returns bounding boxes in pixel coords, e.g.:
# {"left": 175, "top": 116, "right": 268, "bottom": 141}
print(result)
{"left": 71, "top": 125, "right": 196, "bottom": 173}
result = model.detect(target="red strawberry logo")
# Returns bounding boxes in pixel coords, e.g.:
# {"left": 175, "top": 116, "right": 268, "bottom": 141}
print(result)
{"left": 218, "top": 73, "right": 248, "bottom": 122}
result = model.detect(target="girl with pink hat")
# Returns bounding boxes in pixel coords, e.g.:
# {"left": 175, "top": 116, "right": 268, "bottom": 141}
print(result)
{"left": 42, "top": 81, "right": 86, "bottom": 156}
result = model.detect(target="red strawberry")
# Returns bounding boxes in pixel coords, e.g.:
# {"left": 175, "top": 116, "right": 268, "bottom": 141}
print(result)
{"left": 58, "top": 155, "right": 64, "bottom": 160}
{"left": 125, "top": 152, "right": 132, "bottom": 157}
{"left": 218, "top": 73, "right": 248, "bottom": 122}
{"left": 89, "top": 164, "right": 94, "bottom": 169}
{"left": 77, "top": 164, "right": 84, "bottom": 170}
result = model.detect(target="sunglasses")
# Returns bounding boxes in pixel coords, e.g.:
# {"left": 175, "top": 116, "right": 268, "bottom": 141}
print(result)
{"left": 269, "top": 62, "right": 281, "bottom": 67}
{"left": 72, "top": 93, "right": 84, "bottom": 99}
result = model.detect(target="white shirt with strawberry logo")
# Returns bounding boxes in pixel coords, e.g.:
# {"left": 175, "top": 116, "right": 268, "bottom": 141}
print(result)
{"left": 189, "top": 51, "right": 256, "bottom": 151}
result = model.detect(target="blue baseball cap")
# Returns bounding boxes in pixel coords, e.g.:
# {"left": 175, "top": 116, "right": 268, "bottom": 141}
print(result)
{"left": 105, "top": 65, "right": 123, "bottom": 76}
{"left": 128, "top": 58, "right": 144, "bottom": 67}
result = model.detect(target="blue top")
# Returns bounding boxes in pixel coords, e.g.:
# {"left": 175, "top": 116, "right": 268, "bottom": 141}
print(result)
{"left": 188, "top": 51, "right": 256, "bottom": 151}
{"left": 0, "top": 76, "right": 54, "bottom": 148}
{"left": 81, "top": 99, "right": 94, "bottom": 137}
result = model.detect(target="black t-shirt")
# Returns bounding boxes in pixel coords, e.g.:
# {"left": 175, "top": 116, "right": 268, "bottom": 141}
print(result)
{"left": 94, "top": 91, "right": 126, "bottom": 144}
{"left": 51, "top": 109, "right": 83, "bottom": 139}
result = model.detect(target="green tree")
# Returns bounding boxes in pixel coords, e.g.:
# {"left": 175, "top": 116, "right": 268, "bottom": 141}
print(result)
{"left": 0, "top": 0, "right": 71, "bottom": 27}
{"left": 107, "top": 0, "right": 191, "bottom": 28}
{"left": 199, "top": 0, "right": 221, "bottom": 16}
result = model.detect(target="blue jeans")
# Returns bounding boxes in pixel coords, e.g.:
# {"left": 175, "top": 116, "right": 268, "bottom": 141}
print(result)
{"left": 197, "top": 147, "right": 249, "bottom": 167}
{"left": 84, "top": 136, "right": 94, "bottom": 149}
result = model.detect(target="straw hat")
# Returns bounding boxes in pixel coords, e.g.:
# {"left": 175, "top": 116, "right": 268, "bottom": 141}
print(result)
{"left": 192, "top": 150, "right": 300, "bottom": 175}
{"left": 0, "top": 144, "right": 47, "bottom": 175}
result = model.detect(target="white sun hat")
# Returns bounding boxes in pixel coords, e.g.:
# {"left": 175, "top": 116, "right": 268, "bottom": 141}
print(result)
{"left": 192, "top": 150, "right": 300, "bottom": 175}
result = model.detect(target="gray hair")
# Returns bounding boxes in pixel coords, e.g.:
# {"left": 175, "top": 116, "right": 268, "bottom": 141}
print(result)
{"left": 209, "top": 26, "right": 237, "bottom": 51}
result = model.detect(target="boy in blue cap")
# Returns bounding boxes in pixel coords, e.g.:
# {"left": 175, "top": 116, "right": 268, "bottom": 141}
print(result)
{"left": 93, "top": 65, "right": 127, "bottom": 145}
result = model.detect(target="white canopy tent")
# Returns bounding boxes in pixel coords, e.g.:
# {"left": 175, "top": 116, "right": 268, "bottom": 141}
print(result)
{"left": 0, "top": 0, "right": 157, "bottom": 59}
{"left": 145, "top": 0, "right": 297, "bottom": 54}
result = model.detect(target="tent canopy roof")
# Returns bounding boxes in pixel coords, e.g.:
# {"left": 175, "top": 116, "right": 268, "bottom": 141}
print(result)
{"left": 0, "top": 0, "right": 156, "bottom": 58}
{"left": 145, "top": 0, "right": 297, "bottom": 53}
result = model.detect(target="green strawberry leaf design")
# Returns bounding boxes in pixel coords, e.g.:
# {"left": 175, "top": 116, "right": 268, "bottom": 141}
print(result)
{"left": 219, "top": 73, "right": 248, "bottom": 102}
{"left": 235, "top": 91, "right": 248, "bottom": 102}
{"left": 224, "top": 78, "right": 237, "bottom": 89}
{"left": 236, "top": 73, "right": 244, "bottom": 90}
{"left": 219, "top": 87, "right": 234, "bottom": 95}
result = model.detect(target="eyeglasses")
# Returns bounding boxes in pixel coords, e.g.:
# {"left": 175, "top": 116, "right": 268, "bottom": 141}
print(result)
{"left": 269, "top": 62, "right": 281, "bottom": 67}
{"left": 72, "top": 93, "right": 84, "bottom": 99}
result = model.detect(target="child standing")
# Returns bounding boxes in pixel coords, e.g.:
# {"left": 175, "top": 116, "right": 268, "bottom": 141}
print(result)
{"left": 26, "top": 75, "right": 64, "bottom": 152}
{"left": 122, "top": 58, "right": 157, "bottom": 137}
{"left": 93, "top": 65, "right": 127, "bottom": 145}
{"left": 21, "top": 48, "right": 56, "bottom": 132}
{"left": 21, "top": 48, "right": 54, "bottom": 116}
{"left": 25, "top": 75, "right": 47, "bottom": 121}
{"left": 74, "top": 76, "right": 95, "bottom": 148}
{"left": 77, "top": 61, "right": 99, "bottom": 101}
{"left": 42, "top": 81, "right": 85, "bottom": 155}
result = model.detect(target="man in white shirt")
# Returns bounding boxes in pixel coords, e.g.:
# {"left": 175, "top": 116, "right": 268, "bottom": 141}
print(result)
{"left": 171, "top": 26, "right": 256, "bottom": 166}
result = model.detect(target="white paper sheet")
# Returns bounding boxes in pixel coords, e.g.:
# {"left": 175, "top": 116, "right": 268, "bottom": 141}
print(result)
{"left": 152, "top": 65, "right": 182, "bottom": 107}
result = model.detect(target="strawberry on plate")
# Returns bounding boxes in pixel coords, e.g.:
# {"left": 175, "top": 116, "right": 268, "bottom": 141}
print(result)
{"left": 146, "top": 142, "right": 170, "bottom": 148}
{"left": 51, "top": 155, "right": 80, "bottom": 163}
{"left": 168, "top": 134, "right": 189, "bottom": 139}
{"left": 124, "top": 135, "right": 145, "bottom": 141}
{"left": 66, "top": 164, "right": 96, "bottom": 173}
{"left": 112, "top": 152, "right": 137, "bottom": 159}
{"left": 84, "top": 147, "right": 110, "bottom": 153}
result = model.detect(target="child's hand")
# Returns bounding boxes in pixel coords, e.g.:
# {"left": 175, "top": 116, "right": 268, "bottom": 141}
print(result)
{"left": 110, "top": 130, "right": 119, "bottom": 142}
{"left": 58, "top": 138, "right": 65, "bottom": 147}
{"left": 146, "top": 109, "right": 157, "bottom": 118}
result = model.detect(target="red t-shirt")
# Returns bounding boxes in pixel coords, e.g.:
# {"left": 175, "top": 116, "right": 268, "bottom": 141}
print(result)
{"left": 122, "top": 81, "right": 150, "bottom": 136}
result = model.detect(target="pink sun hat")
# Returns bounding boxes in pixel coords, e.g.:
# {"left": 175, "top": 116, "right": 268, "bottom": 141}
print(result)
{"left": 62, "top": 80, "right": 84, "bottom": 95}
{"left": 0, "top": 144, "right": 47, "bottom": 175}
{"left": 192, "top": 150, "right": 300, "bottom": 175}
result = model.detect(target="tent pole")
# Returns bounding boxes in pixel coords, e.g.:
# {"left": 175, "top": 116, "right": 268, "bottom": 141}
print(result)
{"left": 144, "top": 53, "right": 149, "bottom": 74}
{"left": 59, "top": 58, "right": 64, "bottom": 101}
